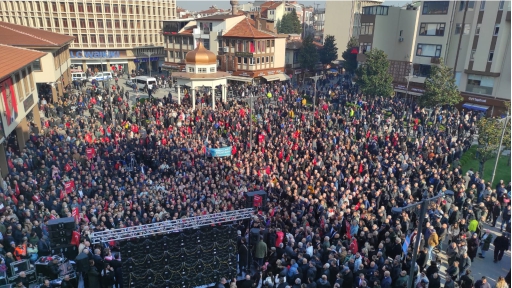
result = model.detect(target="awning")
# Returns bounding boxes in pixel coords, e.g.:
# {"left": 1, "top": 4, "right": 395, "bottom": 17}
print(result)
{"left": 262, "top": 73, "right": 290, "bottom": 82}
{"left": 462, "top": 103, "right": 490, "bottom": 112}
{"left": 227, "top": 75, "right": 253, "bottom": 83}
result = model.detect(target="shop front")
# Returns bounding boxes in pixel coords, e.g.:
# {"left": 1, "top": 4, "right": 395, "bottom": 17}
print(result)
{"left": 70, "top": 50, "right": 134, "bottom": 77}
{"left": 135, "top": 56, "right": 162, "bottom": 75}
{"left": 459, "top": 93, "right": 508, "bottom": 117}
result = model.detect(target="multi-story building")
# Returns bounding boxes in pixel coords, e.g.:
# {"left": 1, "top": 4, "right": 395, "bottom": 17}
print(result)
{"left": 324, "top": 0, "right": 383, "bottom": 60}
{"left": 0, "top": 44, "right": 46, "bottom": 176}
{"left": 313, "top": 7, "right": 326, "bottom": 42}
{"left": 0, "top": 0, "right": 176, "bottom": 75}
{"left": 357, "top": 5, "right": 420, "bottom": 86}
{"left": 0, "top": 21, "right": 75, "bottom": 102}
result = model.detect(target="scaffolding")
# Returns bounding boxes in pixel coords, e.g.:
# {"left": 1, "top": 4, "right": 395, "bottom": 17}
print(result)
{"left": 90, "top": 208, "right": 255, "bottom": 244}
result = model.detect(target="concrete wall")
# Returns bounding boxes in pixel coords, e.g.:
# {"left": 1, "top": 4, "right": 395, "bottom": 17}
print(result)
{"left": 493, "top": 30, "right": 511, "bottom": 100}
{"left": 324, "top": 1, "right": 354, "bottom": 60}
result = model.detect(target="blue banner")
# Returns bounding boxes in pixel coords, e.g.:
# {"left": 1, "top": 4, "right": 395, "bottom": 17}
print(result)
{"left": 208, "top": 146, "right": 232, "bottom": 157}
{"left": 402, "top": 235, "right": 411, "bottom": 255}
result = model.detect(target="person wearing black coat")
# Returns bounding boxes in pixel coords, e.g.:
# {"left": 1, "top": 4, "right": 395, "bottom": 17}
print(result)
{"left": 342, "top": 269, "right": 354, "bottom": 288}
{"left": 101, "top": 263, "right": 116, "bottom": 288}
{"left": 493, "top": 233, "right": 510, "bottom": 262}
{"left": 428, "top": 273, "right": 441, "bottom": 288}
{"left": 425, "top": 261, "right": 439, "bottom": 279}
{"left": 460, "top": 270, "right": 474, "bottom": 288}
{"left": 416, "top": 247, "right": 428, "bottom": 273}
{"left": 238, "top": 238, "right": 249, "bottom": 275}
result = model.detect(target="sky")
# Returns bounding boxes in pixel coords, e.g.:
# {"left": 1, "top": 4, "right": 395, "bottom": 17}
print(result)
{"left": 176, "top": 0, "right": 412, "bottom": 11}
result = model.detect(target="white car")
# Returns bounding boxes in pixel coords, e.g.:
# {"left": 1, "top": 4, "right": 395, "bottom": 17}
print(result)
{"left": 88, "top": 72, "right": 113, "bottom": 82}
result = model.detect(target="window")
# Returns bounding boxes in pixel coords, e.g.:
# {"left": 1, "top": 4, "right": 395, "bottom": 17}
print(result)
{"left": 52, "top": 2, "right": 57, "bottom": 11}
{"left": 198, "top": 68, "right": 207, "bottom": 73}
{"left": 87, "top": 3, "right": 93, "bottom": 13}
{"left": 360, "top": 42, "right": 372, "bottom": 54}
{"left": 46, "top": 18, "right": 51, "bottom": 27}
{"left": 416, "top": 44, "right": 442, "bottom": 57}
{"left": 69, "top": 3, "right": 75, "bottom": 12}
{"left": 59, "top": 2, "right": 66, "bottom": 11}
{"left": 455, "top": 24, "right": 470, "bottom": 34}
{"left": 266, "top": 40, "right": 270, "bottom": 47}
{"left": 256, "top": 57, "right": 260, "bottom": 64}
{"left": 62, "top": 19, "right": 68, "bottom": 28}
{"left": 243, "top": 57, "right": 248, "bottom": 64}
{"left": 122, "top": 20, "right": 127, "bottom": 28}
{"left": 81, "top": 35, "right": 88, "bottom": 44}
{"left": 115, "top": 20, "right": 120, "bottom": 29}
{"left": 488, "top": 50, "right": 494, "bottom": 62}
{"left": 80, "top": 19, "right": 86, "bottom": 28}
{"left": 130, "top": 21, "right": 134, "bottom": 29}
{"left": 362, "top": 6, "right": 389, "bottom": 15}
{"left": 203, "top": 39, "right": 210, "bottom": 50}
{"left": 71, "top": 19, "right": 77, "bottom": 28}
{"left": 499, "top": 0, "right": 505, "bottom": 10}
{"left": 129, "top": 5, "right": 134, "bottom": 14}
{"left": 266, "top": 56, "right": 269, "bottom": 63}
{"left": 475, "top": 23, "right": 481, "bottom": 35}
{"left": 422, "top": 1, "right": 449, "bottom": 15}
{"left": 22, "top": 70, "right": 29, "bottom": 96}
{"left": 261, "top": 56, "right": 265, "bottom": 63}
{"left": 27, "top": 67, "right": 34, "bottom": 91}
{"left": 124, "top": 35, "right": 129, "bottom": 43}
{"left": 43, "top": 2, "right": 49, "bottom": 11}
{"left": 467, "top": 74, "right": 494, "bottom": 95}
{"left": 113, "top": 5, "right": 119, "bottom": 13}
{"left": 412, "top": 64, "right": 432, "bottom": 77}
{"left": 360, "top": 23, "right": 374, "bottom": 35}
{"left": 108, "top": 35, "right": 114, "bottom": 43}
{"left": 131, "top": 35, "right": 136, "bottom": 44}
{"left": 188, "top": 67, "right": 194, "bottom": 73}
{"left": 95, "top": 4, "right": 102, "bottom": 13}
{"left": 271, "top": 40, "right": 275, "bottom": 47}
{"left": 169, "top": 51, "right": 174, "bottom": 58}
{"left": 480, "top": 0, "right": 485, "bottom": 10}
{"left": 470, "top": 49, "right": 476, "bottom": 60}
{"left": 249, "top": 58, "right": 255, "bottom": 65}
{"left": 105, "top": 4, "right": 111, "bottom": 13}
{"left": 210, "top": 67, "right": 216, "bottom": 72}
{"left": 106, "top": 20, "right": 112, "bottom": 29}
{"left": 97, "top": 20, "right": 104, "bottom": 28}
{"left": 54, "top": 18, "right": 59, "bottom": 28}
{"left": 419, "top": 23, "right": 445, "bottom": 36}
{"left": 32, "top": 59, "right": 41, "bottom": 71}
{"left": 99, "top": 35, "right": 105, "bottom": 44}
{"left": 494, "top": 24, "right": 500, "bottom": 36}
{"left": 270, "top": 56, "right": 273, "bottom": 63}
{"left": 78, "top": 3, "right": 84, "bottom": 12}
{"left": 90, "top": 35, "right": 97, "bottom": 44}
{"left": 88, "top": 19, "right": 95, "bottom": 28}
{"left": 15, "top": 74, "right": 23, "bottom": 99}
{"left": 121, "top": 5, "right": 126, "bottom": 13}
{"left": 459, "top": 1, "right": 475, "bottom": 11}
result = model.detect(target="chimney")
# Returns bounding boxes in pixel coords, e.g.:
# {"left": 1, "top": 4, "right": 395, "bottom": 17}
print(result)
{"left": 230, "top": 0, "right": 239, "bottom": 15}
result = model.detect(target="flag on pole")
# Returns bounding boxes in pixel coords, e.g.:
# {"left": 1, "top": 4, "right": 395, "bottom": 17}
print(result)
{"left": 72, "top": 207, "right": 79, "bottom": 223}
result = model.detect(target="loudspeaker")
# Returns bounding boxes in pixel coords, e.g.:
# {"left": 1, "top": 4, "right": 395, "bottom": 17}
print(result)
{"left": 245, "top": 191, "right": 268, "bottom": 208}
{"left": 47, "top": 217, "right": 75, "bottom": 231}
{"left": 249, "top": 228, "right": 260, "bottom": 245}
{"left": 51, "top": 244, "right": 78, "bottom": 260}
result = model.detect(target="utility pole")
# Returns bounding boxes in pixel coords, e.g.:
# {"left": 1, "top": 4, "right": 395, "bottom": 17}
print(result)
{"left": 392, "top": 191, "right": 453, "bottom": 288}
{"left": 491, "top": 110, "right": 510, "bottom": 184}
{"left": 453, "top": 1, "right": 469, "bottom": 78}
{"left": 143, "top": 51, "right": 154, "bottom": 77}
{"left": 309, "top": 73, "right": 322, "bottom": 122}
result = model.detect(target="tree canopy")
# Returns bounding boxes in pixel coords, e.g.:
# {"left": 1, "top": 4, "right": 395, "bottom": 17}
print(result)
{"left": 419, "top": 59, "right": 462, "bottom": 108}
{"left": 355, "top": 49, "right": 393, "bottom": 98}
{"left": 298, "top": 35, "right": 319, "bottom": 72}
{"left": 476, "top": 108, "right": 511, "bottom": 177}
{"left": 342, "top": 37, "right": 359, "bottom": 75}
{"left": 277, "top": 9, "right": 302, "bottom": 34}
{"left": 320, "top": 35, "right": 338, "bottom": 65}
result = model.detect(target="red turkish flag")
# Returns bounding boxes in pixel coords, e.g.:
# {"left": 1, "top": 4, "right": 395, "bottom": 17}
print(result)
{"left": 65, "top": 180, "right": 75, "bottom": 194}
{"left": 253, "top": 194, "right": 262, "bottom": 207}
{"left": 72, "top": 207, "right": 79, "bottom": 222}
{"left": 71, "top": 231, "right": 80, "bottom": 246}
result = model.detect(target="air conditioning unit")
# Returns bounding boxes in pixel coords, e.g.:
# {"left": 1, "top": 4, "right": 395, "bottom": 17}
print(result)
{"left": 398, "top": 37, "right": 404, "bottom": 42}
{"left": 223, "top": 47, "right": 229, "bottom": 52}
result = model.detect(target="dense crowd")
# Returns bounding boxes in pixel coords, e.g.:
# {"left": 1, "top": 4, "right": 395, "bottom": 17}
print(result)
{"left": 1, "top": 73, "right": 510, "bottom": 288}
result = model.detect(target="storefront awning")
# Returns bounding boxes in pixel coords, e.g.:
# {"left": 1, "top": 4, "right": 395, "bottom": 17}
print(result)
{"left": 227, "top": 75, "right": 253, "bottom": 83}
{"left": 462, "top": 103, "right": 490, "bottom": 112}
{"left": 262, "top": 73, "right": 290, "bottom": 82}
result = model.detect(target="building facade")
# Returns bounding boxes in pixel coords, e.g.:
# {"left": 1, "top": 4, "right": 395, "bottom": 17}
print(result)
{"left": 324, "top": 0, "right": 383, "bottom": 60}
{"left": 0, "top": 21, "right": 75, "bottom": 103}
{"left": 0, "top": 44, "right": 46, "bottom": 176}
{"left": 0, "top": 0, "right": 176, "bottom": 75}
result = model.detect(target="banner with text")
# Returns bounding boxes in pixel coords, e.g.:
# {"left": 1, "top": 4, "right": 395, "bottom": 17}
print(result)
{"left": 208, "top": 146, "right": 232, "bottom": 157}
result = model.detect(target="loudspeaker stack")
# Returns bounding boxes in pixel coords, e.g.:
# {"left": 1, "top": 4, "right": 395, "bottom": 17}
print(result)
{"left": 47, "top": 217, "right": 78, "bottom": 259}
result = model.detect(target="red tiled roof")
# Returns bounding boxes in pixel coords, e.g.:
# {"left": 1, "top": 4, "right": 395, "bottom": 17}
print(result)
{"left": 198, "top": 8, "right": 225, "bottom": 14}
{"left": 0, "top": 44, "right": 46, "bottom": 80}
{"left": 0, "top": 21, "right": 75, "bottom": 48}
{"left": 179, "top": 26, "right": 196, "bottom": 35}
{"left": 223, "top": 18, "right": 275, "bottom": 39}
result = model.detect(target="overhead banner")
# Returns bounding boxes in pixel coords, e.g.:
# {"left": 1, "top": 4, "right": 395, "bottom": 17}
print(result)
{"left": 208, "top": 146, "right": 232, "bottom": 157}
{"left": 0, "top": 77, "right": 19, "bottom": 127}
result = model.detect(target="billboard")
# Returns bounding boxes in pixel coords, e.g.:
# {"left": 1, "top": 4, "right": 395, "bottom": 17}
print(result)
{"left": 0, "top": 78, "right": 19, "bottom": 127}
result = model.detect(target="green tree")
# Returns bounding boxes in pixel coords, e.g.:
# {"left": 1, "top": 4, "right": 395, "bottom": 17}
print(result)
{"left": 298, "top": 35, "right": 319, "bottom": 72}
{"left": 419, "top": 59, "right": 462, "bottom": 108}
{"left": 342, "top": 36, "right": 359, "bottom": 75}
{"left": 355, "top": 49, "right": 393, "bottom": 98}
{"left": 320, "top": 35, "right": 338, "bottom": 65}
{"left": 476, "top": 109, "right": 511, "bottom": 176}
{"left": 278, "top": 9, "right": 302, "bottom": 34}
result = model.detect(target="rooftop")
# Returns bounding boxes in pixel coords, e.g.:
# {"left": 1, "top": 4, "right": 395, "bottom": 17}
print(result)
{"left": 0, "top": 44, "right": 46, "bottom": 80}
{"left": 196, "top": 14, "right": 242, "bottom": 20}
{"left": 223, "top": 18, "right": 275, "bottom": 38}
{"left": 0, "top": 21, "right": 75, "bottom": 48}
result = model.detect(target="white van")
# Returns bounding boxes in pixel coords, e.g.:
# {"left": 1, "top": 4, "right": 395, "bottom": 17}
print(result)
{"left": 134, "top": 76, "right": 157, "bottom": 90}
{"left": 88, "top": 72, "right": 113, "bottom": 82}
{"left": 71, "top": 72, "right": 87, "bottom": 81}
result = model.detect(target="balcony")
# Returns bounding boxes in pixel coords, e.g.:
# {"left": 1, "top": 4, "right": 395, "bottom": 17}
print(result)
{"left": 430, "top": 57, "right": 441, "bottom": 64}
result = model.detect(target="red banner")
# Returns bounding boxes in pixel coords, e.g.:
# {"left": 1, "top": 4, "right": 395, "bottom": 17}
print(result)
{"left": 253, "top": 194, "right": 262, "bottom": 207}
{"left": 86, "top": 148, "right": 95, "bottom": 160}
{"left": 65, "top": 180, "right": 75, "bottom": 194}
{"left": 72, "top": 207, "right": 79, "bottom": 222}
{"left": 0, "top": 77, "right": 18, "bottom": 127}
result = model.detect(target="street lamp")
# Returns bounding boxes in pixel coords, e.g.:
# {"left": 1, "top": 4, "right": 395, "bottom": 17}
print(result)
{"left": 392, "top": 190, "right": 454, "bottom": 288}
{"left": 143, "top": 51, "right": 154, "bottom": 76}
{"left": 249, "top": 92, "right": 255, "bottom": 152}
{"left": 309, "top": 73, "right": 322, "bottom": 122}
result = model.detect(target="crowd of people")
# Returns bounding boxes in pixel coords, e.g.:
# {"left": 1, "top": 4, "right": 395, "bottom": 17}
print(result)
{"left": 0, "top": 72, "right": 510, "bottom": 288}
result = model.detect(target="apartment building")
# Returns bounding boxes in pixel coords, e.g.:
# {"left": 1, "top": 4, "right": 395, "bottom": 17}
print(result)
{"left": 0, "top": 44, "right": 46, "bottom": 176}
{"left": 0, "top": 0, "right": 176, "bottom": 74}
{"left": 406, "top": 0, "right": 511, "bottom": 115}
{"left": 324, "top": 0, "right": 383, "bottom": 60}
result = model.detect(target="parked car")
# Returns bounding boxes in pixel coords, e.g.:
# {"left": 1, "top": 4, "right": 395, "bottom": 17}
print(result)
{"left": 88, "top": 72, "right": 113, "bottom": 82}
{"left": 125, "top": 80, "right": 135, "bottom": 87}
